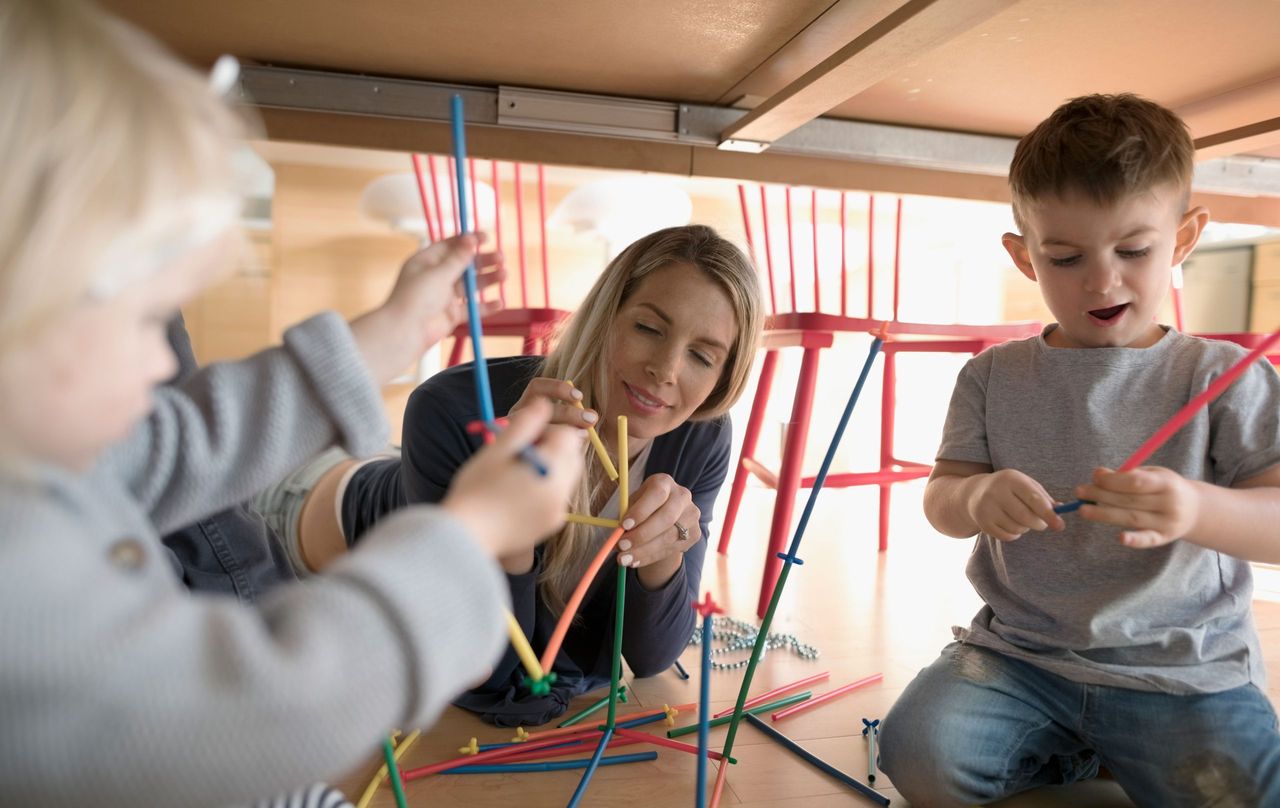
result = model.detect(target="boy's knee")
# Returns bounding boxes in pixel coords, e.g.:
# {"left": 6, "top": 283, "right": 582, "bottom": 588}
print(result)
{"left": 880, "top": 701, "right": 1003, "bottom": 807}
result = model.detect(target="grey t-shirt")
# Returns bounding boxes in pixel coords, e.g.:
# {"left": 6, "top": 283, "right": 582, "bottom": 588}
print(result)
{"left": 938, "top": 325, "right": 1280, "bottom": 695}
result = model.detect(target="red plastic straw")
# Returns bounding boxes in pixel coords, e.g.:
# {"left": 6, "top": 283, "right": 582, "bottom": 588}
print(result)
{"left": 1120, "top": 328, "right": 1280, "bottom": 472}
{"left": 409, "top": 154, "right": 439, "bottom": 243}
{"left": 514, "top": 163, "right": 528, "bottom": 307}
{"left": 866, "top": 194, "right": 875, "bottom": 319}
{"left": 613, "top": 727, "right": 731, "bottom": 762}
{"left": 712, "top": 671, "right": 830, "bottom": 719}
{"left": 403, "top": 732, "right": 601, "bottom": 780}
{"left": 538, "top": 164, "right": 551, "bottom": 308}
{"left": 785, "top": 186, "right": 797, "bottom": 312}
{"left": 811, "top": 189, "right": 820, "bottom": 313}
{"left": 771, "top": 673, "right": 884, "bottom": 721}
{"left": 539, "top": 527, "right": 625, "bottom": 671}
{"left": 759, "top": 185, "right": 777, "bottom": 314}
{"left": 491, "top": 160, "right": 506, "bottom": 307}
{"left": 427, "top": 155, "right": 447, "bottom": 242}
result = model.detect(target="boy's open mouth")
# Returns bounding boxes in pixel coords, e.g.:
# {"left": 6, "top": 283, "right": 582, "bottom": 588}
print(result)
{"left": 1088, "top": 303, "right": 1128, "bottom": 322}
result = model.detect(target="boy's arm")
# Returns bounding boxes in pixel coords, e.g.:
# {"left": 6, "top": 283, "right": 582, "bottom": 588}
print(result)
{"left": 927, "top": 459, "right": 1066, "bottom": 541}
{"left": 924, "top": 460, "right": 993, "bottom": 538}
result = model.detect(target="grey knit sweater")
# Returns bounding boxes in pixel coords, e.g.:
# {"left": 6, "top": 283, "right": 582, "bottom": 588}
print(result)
{"left": 0, "top": 312, "right": 509, "bottom": 807}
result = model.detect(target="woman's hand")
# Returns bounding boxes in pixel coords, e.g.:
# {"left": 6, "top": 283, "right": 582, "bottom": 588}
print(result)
{"left": 350, "top": 233, "right": 505, "bottom": 385}
{"left": 508, "top": 378, "right": 600, "bottom": 430}
{"left": 616, "top": 474, "right": 700, "bottom": 589}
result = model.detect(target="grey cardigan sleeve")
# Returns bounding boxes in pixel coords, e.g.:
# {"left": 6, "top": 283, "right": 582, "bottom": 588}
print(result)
{"left": 109, "top": 311, "right": 389, "bottom": 535}
{"left": 0, "top": 496, "right": 508, "bottom": 808}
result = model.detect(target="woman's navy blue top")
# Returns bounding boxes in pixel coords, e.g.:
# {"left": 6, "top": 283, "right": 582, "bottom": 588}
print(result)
{"left": 342, "top": 356, "right": 731, "bottom": 726}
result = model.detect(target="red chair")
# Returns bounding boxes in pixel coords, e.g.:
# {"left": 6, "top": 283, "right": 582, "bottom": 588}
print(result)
{"left": 411, "top": 155, "right": 571, "bottom": 364}
{"left": 1169, "top": 266, "right": 1280, "bottom": 366}
{"left": 717, "top": 185, "right": 1041, "bottom": 617}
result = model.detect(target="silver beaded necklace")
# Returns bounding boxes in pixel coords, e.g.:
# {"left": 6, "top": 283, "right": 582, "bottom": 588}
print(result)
{"left": 687, "top": 615, "right": 820, "bottom": 670}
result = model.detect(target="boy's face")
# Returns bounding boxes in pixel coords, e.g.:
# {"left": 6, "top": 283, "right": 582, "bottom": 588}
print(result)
{"left": 1003, "top": 184, "right": 1207, "bottom": 349}
{"left": 0, "top": 234, "right": 233, "bottom": 471}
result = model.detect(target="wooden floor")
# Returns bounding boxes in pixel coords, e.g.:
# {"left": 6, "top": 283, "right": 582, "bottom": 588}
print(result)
{"left": 341, "top": 481, "right": 1280, "bottom": 807}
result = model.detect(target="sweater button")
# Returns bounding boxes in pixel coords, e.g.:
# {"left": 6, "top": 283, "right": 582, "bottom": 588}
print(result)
{"left": 107, "top": 538, "right": 146, "bottom": 571}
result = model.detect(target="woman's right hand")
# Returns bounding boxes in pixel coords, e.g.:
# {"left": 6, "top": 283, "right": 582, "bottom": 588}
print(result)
{"left": 508, "top": 378, "right": 600, "bottom": 431}
{"left": 442, "top": 399, "right": 585, "bottom": 559}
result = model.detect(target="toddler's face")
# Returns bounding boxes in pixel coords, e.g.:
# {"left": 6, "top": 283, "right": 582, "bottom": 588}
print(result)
{"left": 1003, "top": 184, "right": 1206, "bottom": 349}
{"left": 0, "top": 235, "right": 232, "bottom": 470}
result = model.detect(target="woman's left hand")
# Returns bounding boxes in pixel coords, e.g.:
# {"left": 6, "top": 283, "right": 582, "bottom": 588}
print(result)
{"left": 615, "top": 474, "right": 700, "bottom": 576}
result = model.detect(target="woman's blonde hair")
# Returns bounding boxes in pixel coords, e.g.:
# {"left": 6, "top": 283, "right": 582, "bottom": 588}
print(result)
{"left": 0, "top": 0, "right": 245, "bottom": 355}
{"left": 537, "top": 224, "right": 763, "bottom": 614}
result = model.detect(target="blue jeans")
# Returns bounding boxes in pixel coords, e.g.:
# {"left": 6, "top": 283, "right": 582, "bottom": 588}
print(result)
{"left": 879, "top": 642, "right": 1280, "bottom": 808}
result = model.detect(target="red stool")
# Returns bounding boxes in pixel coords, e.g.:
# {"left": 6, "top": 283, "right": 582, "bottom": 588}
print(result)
{"left": 1170, "top": 267, "right": 1280, "bottom": 366}
{"left": 409, "top": 156, "right": 571, "bottom": 365}
{"left": 716, "top": 186, "right": 1040, "bottom": 617}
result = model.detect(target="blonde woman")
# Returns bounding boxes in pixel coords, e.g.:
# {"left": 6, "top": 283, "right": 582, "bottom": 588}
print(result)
{"left": 0, "top": 2, "right": 584, "bottom": 805}
{"left": 284, "top": 225, "right": 764, "bottom": 726}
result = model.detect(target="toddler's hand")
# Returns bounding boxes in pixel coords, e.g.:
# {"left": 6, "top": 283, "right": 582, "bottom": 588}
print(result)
{"left": 442, "top": 399, "right": 585, "bottom": 559}
{"left": 350, "top": 233, "right": 505, "bottom": 385}
{"left": 967, "top": 468, "right": 1064, "bottom": 541}
{"left": 1077, "top": 466, "right": 1197, "bottom": 549}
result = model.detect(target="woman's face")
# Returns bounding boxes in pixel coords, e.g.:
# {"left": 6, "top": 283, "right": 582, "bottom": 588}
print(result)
{"left": 604, "top": 262, "right": 737, "bottom": 450}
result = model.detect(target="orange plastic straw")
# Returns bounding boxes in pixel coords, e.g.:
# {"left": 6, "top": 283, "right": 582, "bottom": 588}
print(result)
{"left": 709, "top": 761, "right": 730, "bottom": 808}
{"left": 523, "top": 702, "right": 696, "bottom": 745}
{"left": 770, "top": 673, "right": 883, "bottom": 721}
{"left": 539, "top": 526, "right": 625, "bottom": 671}
{"left": 713, "top": 671, "right": 830, "bottom": 719}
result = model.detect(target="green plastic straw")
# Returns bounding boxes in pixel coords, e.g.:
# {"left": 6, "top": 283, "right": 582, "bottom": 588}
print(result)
{"left": 666, "top": 691, "right": 812, "bottom": 738}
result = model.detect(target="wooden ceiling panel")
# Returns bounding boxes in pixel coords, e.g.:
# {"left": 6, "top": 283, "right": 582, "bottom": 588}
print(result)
{"left": 826, "top": 0, "right": 1280, "bottom": 138}
{"left": 101, "top": 0, "right": 834, "bottom": 104}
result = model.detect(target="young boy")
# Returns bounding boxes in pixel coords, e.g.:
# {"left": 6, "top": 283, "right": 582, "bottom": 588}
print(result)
{"left": 879, "top": 94, "right": 1280, "bottom": 808}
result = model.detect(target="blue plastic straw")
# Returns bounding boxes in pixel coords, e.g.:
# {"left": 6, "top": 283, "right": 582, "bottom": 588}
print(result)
{"left": 719, "top": 337, "right": 884, "bottom": 764}
{"left": 449, "top": 94, "right": 547, "bottom": 476}
{"left": 1052, "top": 498, "right": 1093, "bottom": 514}
{"left": 450, "top": 94, "right": 495, "bottom": 427}
{"left": 745, "top": 715, "right": 887, "bottom": 806}
{"left": 696, "top": 610, "right": 714, "bottom": 808}
{"left": 444, "top": 750, "right": 655, "bottom": 774}
{"left": 565, "top": 727, "right": 614, "bottom": 808}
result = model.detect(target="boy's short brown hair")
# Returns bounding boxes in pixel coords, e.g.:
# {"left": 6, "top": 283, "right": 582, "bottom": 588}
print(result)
{"left": 1008, "top": 93, "right": 1194, "bottom": 230}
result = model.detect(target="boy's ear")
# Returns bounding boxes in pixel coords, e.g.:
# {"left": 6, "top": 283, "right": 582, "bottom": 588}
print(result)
{"left": 1002, "top": 232, "right": 1037, "bottom": 282}
{"left": 1172, "top": 206, "right": 1210, "bottom": 265}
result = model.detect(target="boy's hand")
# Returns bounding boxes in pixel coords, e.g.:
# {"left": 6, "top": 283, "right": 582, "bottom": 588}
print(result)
{"left": 1077, "top": 466, "right": 1198, "bottom": 549}
{"left": 349, "top": 234, "right": 506, "bottom": 385}
{"left": 967, "top": 468, "right": 1065, "bottom": 541}
{"left": 442, "top": 399, "right": 585, "bottom": 560}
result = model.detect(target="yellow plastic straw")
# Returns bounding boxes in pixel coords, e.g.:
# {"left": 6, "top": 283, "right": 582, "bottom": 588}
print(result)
{"left": 618, "top": 416, "right": 629, "bottom": 518}
{"left": 565, "top": 513, "right": 621, "bottom": 529}
{"left": 570, "top": 382, "right": 618, "bottom": 480}
{"left": 355, "top": 730, "right": 421, "bottom": 808}
{"left": 507, "top": 610, "right": 546, "bottom": 681}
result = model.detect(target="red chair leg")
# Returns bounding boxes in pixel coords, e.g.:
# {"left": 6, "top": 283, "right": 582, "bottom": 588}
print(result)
{"left": 878, "top": 350, "right": 897, "bottom": 553}
{"left": 718, "top": 350, "right": 779, "bottom": 556}
{"left": 757, "top": 346, "right": 821, "bottom": 619}
{"left": 521, "top": 335, "right": 537, "bottom": 355}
